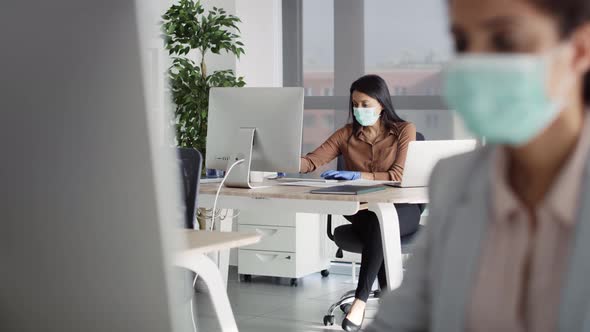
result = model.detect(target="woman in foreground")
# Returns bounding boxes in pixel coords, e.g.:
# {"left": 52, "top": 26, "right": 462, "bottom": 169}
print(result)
{"left": 368, "top": 0, "right": 590, "bottom": 331}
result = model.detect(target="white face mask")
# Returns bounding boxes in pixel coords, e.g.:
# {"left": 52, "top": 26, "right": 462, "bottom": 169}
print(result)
{"left": 353, "top": 107, "right": 380, "bottom": 126}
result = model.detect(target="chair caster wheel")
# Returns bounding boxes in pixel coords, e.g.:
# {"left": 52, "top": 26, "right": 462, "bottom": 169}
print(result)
{"left": 321, "top": 269, "right": 330, "bottom": 277}
{"left": 340, "top": 303, "right": 352, "bottom": 314}
{"left": 323, "top": 315, "right": 335, "bottom": 326}
{"left": 290, "top": 278, "right": 298, "bottom": 287}
{"left": 242, "top": 274, "right": 252, "bottom": 282}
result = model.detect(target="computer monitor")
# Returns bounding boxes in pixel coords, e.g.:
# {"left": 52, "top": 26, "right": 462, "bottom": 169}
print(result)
{"left": 206, "top": 87, "right": 305, "bottom": 188}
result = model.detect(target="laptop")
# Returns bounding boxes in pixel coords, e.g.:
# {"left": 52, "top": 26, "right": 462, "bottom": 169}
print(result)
{"left": 388, "top": 140, "right": 477, "bottom": 188}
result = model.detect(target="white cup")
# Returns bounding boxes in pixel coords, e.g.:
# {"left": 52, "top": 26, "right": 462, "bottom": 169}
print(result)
{"left": 249, "top": 171, "right": 264, "bottom": 183}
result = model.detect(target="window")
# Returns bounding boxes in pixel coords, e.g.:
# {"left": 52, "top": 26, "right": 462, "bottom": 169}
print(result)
{"left": 302, "top": 109, "right": 338, "bottom": 172}
{"left": 284, "top": 0, "right": 472, "bottom": 150}
{"left": 364, "top": 0, "right": 452, "bottom": 97}
{"left": 303, "top": 0, "right": 334, "bottom": 97}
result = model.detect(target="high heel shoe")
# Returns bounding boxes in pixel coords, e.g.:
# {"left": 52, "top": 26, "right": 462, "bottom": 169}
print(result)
{"left": 341, "top": 311, "right": 365, "bottom": 332}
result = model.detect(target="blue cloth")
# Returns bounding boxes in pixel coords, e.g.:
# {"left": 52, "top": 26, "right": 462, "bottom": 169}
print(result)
{"left": 321, "top": 170, "right": 361, "bottom": 180}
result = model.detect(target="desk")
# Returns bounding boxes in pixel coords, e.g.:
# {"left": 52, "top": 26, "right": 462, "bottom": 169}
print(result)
{"left": 198, "top": 182, "right": 428, "bottom": 292}
{"left": 174, "top": 230, "right": 262, "bottom": 332}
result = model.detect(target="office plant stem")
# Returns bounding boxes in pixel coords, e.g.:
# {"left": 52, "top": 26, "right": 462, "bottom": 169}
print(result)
{"left": 201, "top": 49, "right": 207, "bottom": 78}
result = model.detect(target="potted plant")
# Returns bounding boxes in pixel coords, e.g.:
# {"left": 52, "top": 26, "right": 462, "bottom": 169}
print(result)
{"left": 162, "top": 0, "right": 245, "bottom": 230}
{"left": 162, "top": 0, "right": 246, "bottom": 171}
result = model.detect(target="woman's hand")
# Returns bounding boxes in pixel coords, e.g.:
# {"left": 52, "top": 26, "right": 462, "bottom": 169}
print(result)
{"left": 321, "top": 170, "right": 361, "bottom": 180}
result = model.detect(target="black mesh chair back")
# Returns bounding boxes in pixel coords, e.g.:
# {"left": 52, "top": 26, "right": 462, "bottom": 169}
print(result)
{"left": 178, "top": 148, "right": 202, "bottom": 229}
{"left": 416, "top": 131, "right": 425, "bottom": 142}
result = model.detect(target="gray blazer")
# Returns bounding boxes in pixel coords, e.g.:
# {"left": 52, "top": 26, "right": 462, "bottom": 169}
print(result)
{"left": 367, "top": 146, "right": 590, "bottom": 332}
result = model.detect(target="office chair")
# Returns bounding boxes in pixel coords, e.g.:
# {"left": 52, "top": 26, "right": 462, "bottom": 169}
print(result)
{"left": 322, "top": 132, "right": 426, "bottom": 326}
{"left": 178, "top": 148, "right": 202, "bottom": 229}
{"left": 177, "top": 148, "right": 203, "bottom": 306}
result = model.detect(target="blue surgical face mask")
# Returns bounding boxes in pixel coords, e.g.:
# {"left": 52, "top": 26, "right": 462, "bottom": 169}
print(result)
{"left": 443, "top": 53, "right": 570, "bottom": 146}
{"left": 353, "top": 107, "right": 380, "bottom": 126}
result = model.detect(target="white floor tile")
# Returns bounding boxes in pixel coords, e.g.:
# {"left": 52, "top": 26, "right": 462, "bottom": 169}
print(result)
{"left": 228, "top": 273, "right": 352, "bottom": 300}
{"left": 194, "top": 314, "right": 257, "bottom": 332}
{"left": 195, "top": 291, "right": 295, "bottom": 317}
{"left": 238, "top": 316, "right": 342, "bottom": 332}
{"left": 193, "top": 268, "right": 382, "bottom": 332}
{"left": 260, "top": 298, "right": 344, "bottom": 325}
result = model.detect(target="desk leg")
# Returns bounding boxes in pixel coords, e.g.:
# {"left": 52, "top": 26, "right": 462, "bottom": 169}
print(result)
{"left": 217, "top": 209, "right": 234, "bottom": 288}
{"left": 175, "top": 253, "right": 239, "bottom": 332}
{"left": 368, "top": 203, "right": 403, "bottom": 291}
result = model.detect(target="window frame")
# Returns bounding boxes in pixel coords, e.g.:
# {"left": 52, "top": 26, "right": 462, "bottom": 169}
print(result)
{"left": 282, "top": 0, "right": 450, "bottom": 113}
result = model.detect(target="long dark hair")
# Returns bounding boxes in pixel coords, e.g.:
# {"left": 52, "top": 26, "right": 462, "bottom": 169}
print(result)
{"left": 528, "top": 0, "right": 590, "bottom": 105}
{"left": 349, "top": 74, "right": 405, "bottom": 135}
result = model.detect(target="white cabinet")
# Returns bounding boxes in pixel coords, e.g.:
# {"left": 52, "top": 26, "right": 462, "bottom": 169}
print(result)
{"left": 238, "top": 225, "right": 296, "bottom": 252}
{"left": 237, "top": 211, "right": 331, "bottom": 280}
{"left": 238, "top": 250, "right": 297, "bottom": 278}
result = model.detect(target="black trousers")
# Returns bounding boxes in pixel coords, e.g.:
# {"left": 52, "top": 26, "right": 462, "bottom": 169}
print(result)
{"left": 344, "top": 204, "right": 421, "bottom": 302}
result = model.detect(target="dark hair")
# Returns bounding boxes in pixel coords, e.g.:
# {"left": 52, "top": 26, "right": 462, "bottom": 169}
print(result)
{"left": 349, "top": 75, "right": 405, "bottom": 135}
{"left": 530, "top": 0, "right": 590, "bottom": 105}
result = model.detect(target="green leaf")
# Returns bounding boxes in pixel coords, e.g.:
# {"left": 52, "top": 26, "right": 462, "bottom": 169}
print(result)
{"left": 162, "top": 0, "right": 246, "bottom": 151}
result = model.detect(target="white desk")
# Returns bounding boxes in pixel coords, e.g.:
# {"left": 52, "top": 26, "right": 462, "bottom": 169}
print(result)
{"left": 174, "top": 230, "right": 262, "bottom": 332}
{"left": 198, "top": 182, "right": 428, "bottom": 292}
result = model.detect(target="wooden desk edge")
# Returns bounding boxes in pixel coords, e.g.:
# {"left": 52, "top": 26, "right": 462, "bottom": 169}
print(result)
{"left": 199, "top": 184, "right": 429, "bottom": 204}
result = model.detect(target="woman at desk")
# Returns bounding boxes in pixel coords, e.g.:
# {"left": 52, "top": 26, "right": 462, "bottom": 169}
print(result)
{"left": 368, "top": 0, "right": 590, "bottom": 331}
{"left": 300, "top": 74, "right": 420, "bottom": 331}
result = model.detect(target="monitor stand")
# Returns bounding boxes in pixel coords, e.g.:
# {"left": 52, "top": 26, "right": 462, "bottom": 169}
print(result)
{"left": 224, "top": 127, "right": 262, "bottom": 189}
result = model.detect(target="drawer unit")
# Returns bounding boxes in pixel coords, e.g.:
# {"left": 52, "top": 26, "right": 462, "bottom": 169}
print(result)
{"left": 238, "top": 250, "right": 296, "bottom": 278}
{"left": 237, "top": 225, "right": 295, "bottom": 252}
{"left": 236, "top": 212, "right": 331, "bottom": 281}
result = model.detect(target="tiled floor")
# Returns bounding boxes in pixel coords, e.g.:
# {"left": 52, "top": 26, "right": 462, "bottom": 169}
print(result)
{"left": 193, "top": 267, "right": 378, "bottom": 332}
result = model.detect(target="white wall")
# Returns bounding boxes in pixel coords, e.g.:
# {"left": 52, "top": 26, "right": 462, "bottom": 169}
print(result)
{"left": 235, "top": 0, "right": 283, "bottom": 87}
{"left": 202, "top": 0, "right": 284, "bottom": 86}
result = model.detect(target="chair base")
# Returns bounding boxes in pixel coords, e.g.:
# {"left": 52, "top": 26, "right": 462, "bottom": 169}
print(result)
{"left": 322, "top": 288, "right": 381, "bottom": 326}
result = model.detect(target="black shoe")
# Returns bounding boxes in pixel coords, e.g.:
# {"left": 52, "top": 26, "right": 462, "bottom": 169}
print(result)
{"left": 341, "top": 312, "right": 365, "bottom": 332}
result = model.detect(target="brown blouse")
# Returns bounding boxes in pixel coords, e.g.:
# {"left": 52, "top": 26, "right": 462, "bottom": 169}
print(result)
{"left": 300, "top": 122, "right": 417, "bottom": 181}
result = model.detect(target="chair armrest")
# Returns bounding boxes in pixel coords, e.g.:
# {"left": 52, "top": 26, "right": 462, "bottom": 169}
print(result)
{"left": 326, "top": 215, "right": 335, "bottom": 241}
